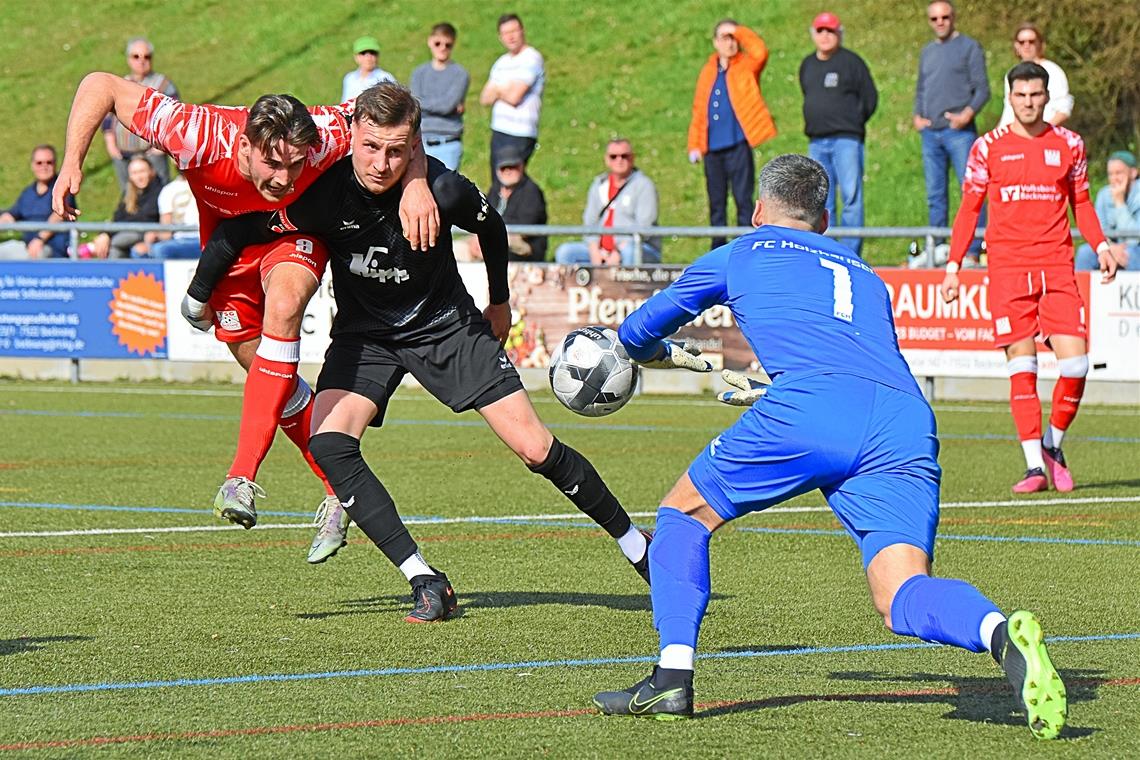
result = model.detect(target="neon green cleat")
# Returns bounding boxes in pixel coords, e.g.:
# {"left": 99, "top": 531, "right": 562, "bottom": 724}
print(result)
{"left": 307, "top": 495, "right": 350, "bottom": 564}
{"left": 212, "top": 476, "right": 265, "bottom": 530}
{"left": 994, "top": 610, "right": 1068, "bottom": 740}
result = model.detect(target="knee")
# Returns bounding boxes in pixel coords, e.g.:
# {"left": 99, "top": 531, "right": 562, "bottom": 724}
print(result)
{"left": 308, "top": 431, "right": 360, "bottom": 472}
{"left": 515, "top": 433, "right": 553, "bottom": 468}
{"left": 1057, "top": 354, "right": 1089, "bottom": 378}
{"left": 263, "top": 281, "right": 312, "bottom": 335}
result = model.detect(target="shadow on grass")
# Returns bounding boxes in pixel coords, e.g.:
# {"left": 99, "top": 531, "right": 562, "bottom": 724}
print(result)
{"left": 699, "top": 668, "right": 1106, "bottom": 739}
{"left": 1076, "top": 479, "right": 1140, "bottom": 490}
{"left": 296, "top": 591, "right": 727, "bottom": 620}
{"left": 0, "top": 635, "right": 94, "bottom": 656}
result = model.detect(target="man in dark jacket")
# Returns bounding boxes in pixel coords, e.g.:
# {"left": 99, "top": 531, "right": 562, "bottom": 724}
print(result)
{"left": 484, "top": 146, "right": 547, "bottom": 261}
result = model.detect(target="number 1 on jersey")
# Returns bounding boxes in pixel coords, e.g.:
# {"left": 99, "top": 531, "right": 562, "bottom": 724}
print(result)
{"left": 819, "top": 258, "right": 853, "bottom": 322}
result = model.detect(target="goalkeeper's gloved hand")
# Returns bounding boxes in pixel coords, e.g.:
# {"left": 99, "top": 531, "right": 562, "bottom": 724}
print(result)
{"left": 636, "top": 338, "right": 714, "bottom": 372}
{"left": 717, "top": 369, "right": 769, "bottom": 406}
{"left": 180, "top": 294, "right": 214, "bottom": 332}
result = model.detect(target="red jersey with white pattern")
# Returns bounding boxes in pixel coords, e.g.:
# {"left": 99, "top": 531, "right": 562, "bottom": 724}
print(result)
{"left": 129, "top": 88, "right": 353, "bottom": 243}
{"left": 961, "top": 124, "right": 1089, "bottom": 270}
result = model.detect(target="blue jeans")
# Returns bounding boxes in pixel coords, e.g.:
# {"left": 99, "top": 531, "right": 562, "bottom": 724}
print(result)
{"left": 921, "top": 127, "right": 984, "bottom": 254}
{"left": 133, "top": 237, "right": 201, "bottom": 259}
{"left": 1075, "top": 242, "right": 1135, "bottom": 270}
{"left": 554, "top": 240, "right": 661, "bottom": 266}
{"left": 809, "top": 136, "right": 865, "bottom": 257}
{"left": 424, "top": 136, "right": 463, "bottom": 171}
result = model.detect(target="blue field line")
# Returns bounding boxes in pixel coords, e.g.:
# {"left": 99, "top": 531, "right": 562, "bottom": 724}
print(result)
{"left": 2, "top": 632, "right": 1136, "bottom": 698}
{"left": 738, "top": 526, "right": 1140, "bottom": 549}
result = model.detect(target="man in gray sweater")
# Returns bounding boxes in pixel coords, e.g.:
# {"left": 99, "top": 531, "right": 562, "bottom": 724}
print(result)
{"left": 555, "top": 138, "right": 661, "bottom": 266}
{"left": 914, "top": 1, "right": 988, "bottom": 258}
{"left": 410, "top": 23, "right": 470, "bottom": 171}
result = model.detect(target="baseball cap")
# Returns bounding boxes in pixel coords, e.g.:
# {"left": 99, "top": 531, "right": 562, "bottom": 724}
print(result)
{"left": 812, "top": 12, "right": 841, "bottom": 31}
{"left": 495, "top": 146, "right": 526, "bottom": 170}
{"left": 1108, "top": 150, "right": 1137, "bottom": 168}
{"left": 353, "top": 36, "right": 381, "bottom": 55}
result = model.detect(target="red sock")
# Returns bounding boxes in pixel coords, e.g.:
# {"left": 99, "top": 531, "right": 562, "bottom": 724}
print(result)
{"left": 1009, "top": 372, "right": 1042, "bottom": 441}
{"left": 280, "top": 394, "right": 336, "bottom": 496}
{"left": 228, "top": 336, "right": 299, "bottom": 481}
{"left": 1049, "top": 375, "right": 1086, "bottom": 433}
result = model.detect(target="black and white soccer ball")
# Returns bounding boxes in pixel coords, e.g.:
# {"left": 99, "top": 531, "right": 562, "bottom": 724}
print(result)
{"left": 548, "top": 326, "right": 639, "bottom": 417}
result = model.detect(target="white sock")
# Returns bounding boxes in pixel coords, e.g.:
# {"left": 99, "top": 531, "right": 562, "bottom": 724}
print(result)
{"left": 616, "top": 525, "right": 648, "bottom": 563}
{"left": 397, "top": 552, "right": 433, "bottom": 581}
{"left": 1021, "top": 439, "right": 1045, "bottom": 471}
{"left": 1043, "top": 425, "right": 1065, "bottom": 450}
{"left": 979, "top": 611, "right": 1007, "bottom": 653}
{"left": 659, "top": 644, "right": 695, "bottom": 671}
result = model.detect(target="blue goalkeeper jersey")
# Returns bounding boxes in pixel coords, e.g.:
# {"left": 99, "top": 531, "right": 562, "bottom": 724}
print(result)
{"left": 619, "top": 225, "right": 922, "bottom": 398}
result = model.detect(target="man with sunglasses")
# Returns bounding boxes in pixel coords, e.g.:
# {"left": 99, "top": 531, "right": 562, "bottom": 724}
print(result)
{"left": 998, "top": 23, "right": 1072, "bottom": 128}
{"left": 102, "top": 37, "right": 179, "bottom": 190}
{"left": 411, "top": 23, "right": 470, "bottom": 171}
{"left": 341, "top": 36, "right": 395, "bottom": 103}
{"left": 0, "top": 145, "right": 74, "bottom": 260}
{"left": 914, "top": 1, "right": 989, "bottom": 262}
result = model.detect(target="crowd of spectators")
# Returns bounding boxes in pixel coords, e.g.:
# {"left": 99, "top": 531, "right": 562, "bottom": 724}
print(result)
{"left": 2, "top": 7, "right": 1134, "bottom": 269}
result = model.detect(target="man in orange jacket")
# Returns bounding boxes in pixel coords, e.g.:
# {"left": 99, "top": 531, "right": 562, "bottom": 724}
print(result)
{"left": 688, "top": 19, "right": 777, "bottom": 248}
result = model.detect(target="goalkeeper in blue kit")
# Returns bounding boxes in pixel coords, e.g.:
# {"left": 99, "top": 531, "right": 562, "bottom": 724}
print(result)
{"left": 593, "top": 154, "right": 1067, "bottom": 740}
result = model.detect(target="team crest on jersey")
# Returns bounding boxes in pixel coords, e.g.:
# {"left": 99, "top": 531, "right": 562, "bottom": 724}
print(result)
{"left": 218, "top": 310, "right": 242, "bottom": 331}
{"left": 1043, "top": 149, "right": 1061, "bottom": 167}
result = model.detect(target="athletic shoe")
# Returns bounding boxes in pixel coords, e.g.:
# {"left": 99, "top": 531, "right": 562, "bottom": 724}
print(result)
{"left": 1041, "top": 443, "right": 1074, "bottom": 493}
{"left": 1012, "top": 467, "right": 1048, "bottom": 494}
{"left": 630, "top": 529, "right": 653, "bottom": 586}
{"left": 307, "top": 495, "right": 350, "bottom": 564}
{"left": 213, "top": 476, "right": 266, "bottom": 529}
{"left": 593, "top": 666, "right": 694, "bottom": 719}
{"left": 991, "top": 610, "right": 1067, "bottom": 740}
{"left": 405, "top": 570, "right": 458, "bottom": 623}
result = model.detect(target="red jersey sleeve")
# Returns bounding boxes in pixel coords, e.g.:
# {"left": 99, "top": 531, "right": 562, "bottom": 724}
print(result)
{"left": 948, "top": 136, "right": 988, "bottom": 265}
{"left": 130, "top": 88, "right": 246, "bottom": 171}
{"left": 303, "top": 102, "right": 354, "bottom": 170}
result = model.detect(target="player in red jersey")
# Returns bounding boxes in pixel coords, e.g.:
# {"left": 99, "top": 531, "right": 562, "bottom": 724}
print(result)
{"left": 53, "top": 72, "right": 441, "bottom": 562}
{"left": 940, "top": 62, "right": 1117, "bottom": 494}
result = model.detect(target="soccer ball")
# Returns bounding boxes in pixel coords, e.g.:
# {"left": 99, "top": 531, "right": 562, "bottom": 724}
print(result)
{"left": 548, "top": 326, "right": 639, "bottom": 417}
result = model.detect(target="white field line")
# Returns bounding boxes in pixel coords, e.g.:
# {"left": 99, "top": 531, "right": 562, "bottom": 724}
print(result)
{"left": 3, "top": 495, "right": 1138, "bottom": 538}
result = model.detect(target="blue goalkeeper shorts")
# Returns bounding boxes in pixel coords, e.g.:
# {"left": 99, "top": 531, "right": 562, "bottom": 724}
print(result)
{"left": 688, "top": 373, "right": 941, "bottom": 568}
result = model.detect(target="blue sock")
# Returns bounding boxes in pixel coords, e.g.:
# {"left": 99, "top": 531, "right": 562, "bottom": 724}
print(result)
{"left": 651, "top": 507, "right": 713, "bottom": 650}
{"left": 890, "top": 575, "right": 1002, "bottom": 652}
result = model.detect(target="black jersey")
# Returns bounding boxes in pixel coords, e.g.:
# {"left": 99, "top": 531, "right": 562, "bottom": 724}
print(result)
{"left": 188, "top": 157, "right": 510, "bottom": 343}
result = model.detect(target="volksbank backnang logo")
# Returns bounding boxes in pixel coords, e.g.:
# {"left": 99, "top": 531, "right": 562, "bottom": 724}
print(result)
{"left": 350, "top": 246, "right": 409, "bottom": 283}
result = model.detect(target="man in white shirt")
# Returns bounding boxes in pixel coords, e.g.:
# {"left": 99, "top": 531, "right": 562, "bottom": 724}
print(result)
{"left": 998, "top": 23, "right": 1072, "bottom": 127}
{"left": 341, "top": 35, "right": 396, "bottom": 103}
{"left": 479, "top": 14, "right": 545, "bottom": 174}
{"left": 143, "top": 173, "right": 201, "bottom": 259}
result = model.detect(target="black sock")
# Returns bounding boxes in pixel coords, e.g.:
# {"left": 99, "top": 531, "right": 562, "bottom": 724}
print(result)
{"left": 528, "top": 438, "right": 631, "bottom": 538}
{"left": 652, "top": 666, "right": 693, "bottom": 689}
{"left": 990, "top": 620, "right": 1009, "bottom": 665}
{"left": 309, "top": 432, "right": 417, "bottom": 568}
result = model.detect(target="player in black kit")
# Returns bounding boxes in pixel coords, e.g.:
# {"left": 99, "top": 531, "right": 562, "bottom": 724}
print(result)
{"left": 184, "top": 83, "right": 652, "bottom": 622}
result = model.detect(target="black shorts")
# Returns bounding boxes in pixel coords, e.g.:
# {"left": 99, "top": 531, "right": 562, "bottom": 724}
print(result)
{"left": 317, "top": 320, "right": 524, "bottom": 427}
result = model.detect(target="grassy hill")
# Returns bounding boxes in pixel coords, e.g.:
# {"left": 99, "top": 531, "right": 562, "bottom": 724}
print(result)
{"left": 0, "top": 0, "right": 1100, "bottom": 264}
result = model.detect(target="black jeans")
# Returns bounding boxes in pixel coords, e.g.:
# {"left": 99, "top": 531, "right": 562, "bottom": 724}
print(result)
{"left": 704, "top": 140, "right": 754, "bottom": 248}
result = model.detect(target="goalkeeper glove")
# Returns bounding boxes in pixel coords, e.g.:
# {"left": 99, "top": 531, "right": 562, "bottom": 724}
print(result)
{"left": 717, "top": 369, "right": 769, "bottom": 406}
{"left": 636, "top": 338, "right": 713, "bottom": 372}
{"left": 180, "top": 294, "right": 213, "bottom": 332}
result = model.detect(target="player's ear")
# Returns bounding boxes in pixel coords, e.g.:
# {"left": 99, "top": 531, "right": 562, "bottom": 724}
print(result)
{"left": 750, "top": 199, "right": 764, "bottom": 228}
{"left": 817, "top": 208, "right": 830, "bottom": 235}
{"left": 237, "top": 133, "right": 252, "bottom": 161}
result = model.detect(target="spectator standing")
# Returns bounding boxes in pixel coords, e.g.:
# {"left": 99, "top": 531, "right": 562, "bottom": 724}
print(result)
{"left": 341, "top": 36, "right": 395, "bottom": 102}
{"left": 0, "top": 145, "right": 74, "bottom": 259}
{"left": 998, "top": 23, "right": 1073, "bottom": 128}
{"left": 1075, "top": 151, "right": 1138, "bottom": 271}
{"left": 480, "top": 146, "right": 548, "bottom": 262}
{"left": 90, "top": 156, "right": 161, "bottom": 259}
{"left": 102, "top": 37, "right": 179, "bottom": 190}
{"left": 687, "top": 19, "right": 777, "bottom": 249}
{"left": 480, "top": 14, "right": 545, "bottom": 172}
{"left": 798, "top": 11, "right": 877, "bottom": 257}
{"left": 914, "top": 1, "right": 989, "bottom": 259}
{"left": 140, "top": 173, "right": 201, "bottom": 259}
{"left": 555, "top": 138, "right": 661, "bottom": 266}
{"left": 411, "top": 23, "right": 470, "bottom": 171}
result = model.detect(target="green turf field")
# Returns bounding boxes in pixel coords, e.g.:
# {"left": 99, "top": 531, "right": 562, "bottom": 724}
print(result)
{"left": 0, "top": 380, "right": 1138, "bottom": 756}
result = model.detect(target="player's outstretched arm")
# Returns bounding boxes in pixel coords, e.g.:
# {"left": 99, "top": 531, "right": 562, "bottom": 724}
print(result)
{"left": 398, "top": 138, "right": 440, "bottom": 252}
{"left": 618, "top": 295, "right": 713, "bottom": 373}
{"left": 54, "top": 73, "right": 150, "bottom": 220}
{"left": 717, "top": 369, "right": 769, "bottom": 406}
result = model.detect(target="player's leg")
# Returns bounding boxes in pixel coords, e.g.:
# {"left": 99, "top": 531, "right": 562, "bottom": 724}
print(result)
{"left": 477, "top": 388, "right": 652, "bottom": 582}
{"left": 1004, "top": 338, "right": 1049, "bottom": 492}
{"left": 307, "top": 347, "right": 456, "bottom": 623}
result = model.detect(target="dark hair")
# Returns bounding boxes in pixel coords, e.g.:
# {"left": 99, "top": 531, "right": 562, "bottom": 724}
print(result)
{"left": 1012, "top": 21, "right": 1044, "bottom": 43}
{"left": 245, "top": 94, "right": 320, "bottom": 156}
{"left": 354, "top": 82, "right": 421, "bottom": 134}
{"left": 431, "top": 22, "right": 457, "bottom": 38}
{"left": 30, "top": 144, "right": 56, "bottom": 161}
{"left": 713, "top": 18, "right": 738, "bottom": 37}
{"left": 1007, "top": 61, "right": 1049, "bottom": 89}
{"left": 757, "top": 154, "right": 829, "bottom": 228}
{"left": 498, "top": 13, "right": 522, "bottom": 29}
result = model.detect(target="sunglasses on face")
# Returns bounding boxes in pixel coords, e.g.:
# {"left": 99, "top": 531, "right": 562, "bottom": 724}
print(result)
{"left": 33, "top": 159, "right": 55, "bottom": 166}
{"left": 815, "top": 27, "right": 838, "bottom": 34}
{"left": 929, "top": 15, "right": 951, "bottom": 22}
{"left": 607, "top": 153, "right": 632, "bottom": 160}
{"left": 1015, "top": 37, "right": 1039, "bottom": 44}
{"left": 130, "top": 53, "right": 152, "bottom": 60}
{"left": 358, "top": 50, "right": 378, "bottom": 56}
{"left": 431, "top": 40, "right": 454, "bottom": 49}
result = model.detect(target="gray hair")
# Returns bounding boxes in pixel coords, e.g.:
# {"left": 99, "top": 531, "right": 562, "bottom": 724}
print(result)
{"left": 125, "top": 37, "right": 154, "bottom": 56}
{"left": 757, "top": 154, "right": 829, "bottom": 228}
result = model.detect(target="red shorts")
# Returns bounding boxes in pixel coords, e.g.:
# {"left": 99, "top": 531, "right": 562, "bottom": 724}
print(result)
{"left": 987, "top": 266, "right": 1087, "bottom": 348}
{"left": 209, "top": 234, "right": 329, "bottom": 343}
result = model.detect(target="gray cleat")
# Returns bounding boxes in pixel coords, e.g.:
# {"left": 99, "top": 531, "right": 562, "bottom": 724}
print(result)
{"left": 307, "top": 495, "right": 350, "bottom": 564}
{"left": 213, "top": 476, "right": 265, "bottom": 529}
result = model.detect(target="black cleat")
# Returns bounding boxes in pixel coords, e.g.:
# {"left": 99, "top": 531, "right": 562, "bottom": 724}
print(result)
{"left": 404, "top": 570, "right": 458, "bottom": 623}
{"left": 991, "top": 611, "right": 1067, "bottom": 739}
{"left": 593, "top": 666, "right": 693, "bottom": 719}
{"left": 630, "top": 529, "right": 653, "bottom": 586}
